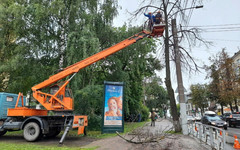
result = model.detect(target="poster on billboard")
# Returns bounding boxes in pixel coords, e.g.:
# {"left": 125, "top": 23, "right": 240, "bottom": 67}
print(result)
{"left": 102, "top": 81, "right": 124, "bottom": 133}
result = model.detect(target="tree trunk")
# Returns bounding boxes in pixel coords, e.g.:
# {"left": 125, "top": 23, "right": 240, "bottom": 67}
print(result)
{"left": 163, "top": 0, "right": 181, "bottom": 132}
{"left": 220, "top": 103, "right": 224, "bottom": 115}
{"left": 201, "top": 107, "right": 204, "bottom": 116}
{"left": 234, "top": 99, "right": 239, "bottom": 112}
{"left": 229, "top": 103, "right": 233, "bottom": 113}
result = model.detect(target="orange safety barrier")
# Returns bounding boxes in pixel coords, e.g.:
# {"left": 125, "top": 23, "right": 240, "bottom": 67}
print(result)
{"left": 234, "top": 135, "right": 240, "bottom": 149}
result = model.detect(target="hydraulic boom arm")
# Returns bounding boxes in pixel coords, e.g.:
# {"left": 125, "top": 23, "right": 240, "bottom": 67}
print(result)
{"left": 30, "top": 25, "right": 164, "bottom": 111}
{"left": 32, "top": 31, "right": 150, "bottom": 91}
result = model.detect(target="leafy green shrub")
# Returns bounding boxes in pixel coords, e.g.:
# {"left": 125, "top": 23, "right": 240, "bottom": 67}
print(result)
{"left": 140, "top": 103, "right": 149, "bottom": 121}
{"left": 87, "top": 114, "right": 102, "bottom": 131}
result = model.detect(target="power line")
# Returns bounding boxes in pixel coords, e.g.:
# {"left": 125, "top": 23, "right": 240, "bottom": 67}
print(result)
{"left": 200, "top": 27, "right": 240, "bottom": 30}
{"left": 202, "top": 29, "right": 240, "bottom": 32}
{"left": 182, "top": 25, "right": 240, "bottom": 32}
{"left": 185, "top": 0, "right": 196, "bottom": 27}
{"left": 183, "top": 23, "right": 240, "bottom": 27}
{"left": 179, "top": 0, "right": 189, "bottom": 25}
{"left": 206, "top": 39, "right": 240, "bottom": 42}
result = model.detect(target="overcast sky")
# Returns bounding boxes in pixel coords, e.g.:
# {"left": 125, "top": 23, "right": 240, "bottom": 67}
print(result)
{"left": 113, "top": 0, "right": 240, "bottom": 92}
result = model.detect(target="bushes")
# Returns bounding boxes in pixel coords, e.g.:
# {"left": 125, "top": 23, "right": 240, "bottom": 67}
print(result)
{"left": 125, "top": 103, "right": 149, "bottom": 122}
{"left": 140, "top": 103, "right": 149, "bottom": 121}
{"left": 87, "top": 114, "right": 102, "bottom": 131}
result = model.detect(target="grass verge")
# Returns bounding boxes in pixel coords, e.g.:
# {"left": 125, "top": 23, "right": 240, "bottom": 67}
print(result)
{"left": 0, "top": 142, "right": 97, "bottom": 150}
{"left": 85, "top": 120, "right": 148, "bottom": 138}
{"left": 5, "top": 120, "right": 149, "bottom": 139}
{"left": 2, "top": 120, "right": 148, "bottom": 149}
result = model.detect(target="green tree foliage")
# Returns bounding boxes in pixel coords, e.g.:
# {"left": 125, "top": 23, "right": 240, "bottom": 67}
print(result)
{"left": 100, "top": 27, "right": 162, "bottom": 117}
{"left": 145, "top": 76, "right": 168, "bottom": 112}
{"left": 0, "top": 0, "right": 162, "bottom": 125}
{"left": 0, "top": 0, "right": 29, "bottom": 92}
{"left": 72, "top": 26, "right": 162, "bottom": 123}
{"left": 206, "top": 49, "right": 239, "bottom": 112}
{"left": 190, "top": 84, "right": 209, "bottom": 115}
{"left": 0, "top": 0, "right": 118, "bottom": 94}
{"left": 74, "top": 85, "right": 103, "bottom": 130}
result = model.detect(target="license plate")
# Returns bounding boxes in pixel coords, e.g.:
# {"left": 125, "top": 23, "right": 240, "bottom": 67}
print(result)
{"left": 218, "top": 125, "right": 223, "bottom": 127}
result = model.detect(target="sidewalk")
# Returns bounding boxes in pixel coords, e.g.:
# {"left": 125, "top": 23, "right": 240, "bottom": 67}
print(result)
{"left": 139, "top": 119, "right": 211, "bottom": 150}
{"left": 83, "top": 118, "right": 212, "bottom": 150}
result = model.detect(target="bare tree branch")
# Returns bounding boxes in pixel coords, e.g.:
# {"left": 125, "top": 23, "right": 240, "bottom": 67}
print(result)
{"left": 116, "top": 119, "right": 174, "bottom": 144}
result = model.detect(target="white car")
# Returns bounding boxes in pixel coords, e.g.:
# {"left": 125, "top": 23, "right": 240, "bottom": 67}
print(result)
{"left": 204, "top": 111, "right": 216, "bottom": 115}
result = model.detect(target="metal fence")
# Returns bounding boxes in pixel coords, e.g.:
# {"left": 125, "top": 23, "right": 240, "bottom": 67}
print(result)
{"left": 188, "top": 122, "right": 226, "bottom": 150}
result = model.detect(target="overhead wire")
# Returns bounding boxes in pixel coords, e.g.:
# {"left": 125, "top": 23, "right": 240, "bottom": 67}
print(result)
{"left": 205, "top": 39, "right": 240, "bottom": 42}
{"left": 185, "top": 0, "right": 196, "bottom": 27}
{"left": 202, "top": 29, "right": 240, "bottom": 33}
{"left": 196, "top": 27, "right": 240, "bottom": 30}
{"left": 179, "top": 0, "right": 188, "bottom": 25}
{"left": 182, "top": 23, "right": 240, "bottom": 33}
{"left": 183, "top": 23, "right": 240, "bottom": 27}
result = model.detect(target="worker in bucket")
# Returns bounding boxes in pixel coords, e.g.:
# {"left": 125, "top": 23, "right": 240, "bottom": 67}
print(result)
{"left": 144, "top": 12, "right": 155, "bottom": 31}
{"left": 155, "top": 11, "right": 163, "bottom": 24}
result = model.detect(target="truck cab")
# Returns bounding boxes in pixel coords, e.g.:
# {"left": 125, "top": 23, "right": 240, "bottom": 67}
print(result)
{"left": 0, "top": 92, "right": 26, "bottom": 120}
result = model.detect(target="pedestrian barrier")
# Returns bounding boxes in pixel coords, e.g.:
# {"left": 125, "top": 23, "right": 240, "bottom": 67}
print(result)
{"left": 188, "top": 122, "right": 226, "bottom": 150}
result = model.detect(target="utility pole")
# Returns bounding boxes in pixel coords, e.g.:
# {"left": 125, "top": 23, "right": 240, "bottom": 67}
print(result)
{"left": 171, "top": 19, "right": 188, "bottom": 135}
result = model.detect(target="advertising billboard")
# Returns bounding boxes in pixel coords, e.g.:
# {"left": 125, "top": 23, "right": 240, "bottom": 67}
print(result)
{"left": 102, "top": 81, "right": 124, "bottom": 133}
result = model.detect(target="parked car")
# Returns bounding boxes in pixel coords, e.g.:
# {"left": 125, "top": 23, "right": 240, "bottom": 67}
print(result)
{"left": 201, "top": 113, "right": 227, "bottom": 130}
{"left": 221, "top": 113, "right": 231, "bottom": 121}
{"left": 228, "top": 112, "right": 240, "bottom": 127}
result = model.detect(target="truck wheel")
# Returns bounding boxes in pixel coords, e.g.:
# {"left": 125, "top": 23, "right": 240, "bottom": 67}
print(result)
{"left": 0, "top": 130, "right": 7, "bottom": 136}
{"left": 23, "top": 122, "right": 41, "bottom": 142}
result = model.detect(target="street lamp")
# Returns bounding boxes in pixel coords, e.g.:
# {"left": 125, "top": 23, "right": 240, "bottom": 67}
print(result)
{"left": 169, "top": 5, "right": 204, "bottom": 18}
{"left": 195, "top": 5, "right": 204, "bottom": 9}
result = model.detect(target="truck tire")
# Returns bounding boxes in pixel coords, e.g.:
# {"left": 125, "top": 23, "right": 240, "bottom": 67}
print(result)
{"left": 23, "top": 122, "right": 41, "bottom": 142}
{"left": 0, "top": 130, "right": 7, "bottom": 136}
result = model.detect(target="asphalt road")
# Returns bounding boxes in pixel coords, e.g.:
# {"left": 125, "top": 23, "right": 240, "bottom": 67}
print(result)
{"left": 226, "top": 125, "right": 240, "bottom": 137}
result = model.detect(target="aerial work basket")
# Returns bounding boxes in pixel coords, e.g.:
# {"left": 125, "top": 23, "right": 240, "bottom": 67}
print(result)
{"left": 143, "top": 20, "right": 165, "bottom": 37}
{"left": 151, "top": 23, "right": 165, "bottom": 37}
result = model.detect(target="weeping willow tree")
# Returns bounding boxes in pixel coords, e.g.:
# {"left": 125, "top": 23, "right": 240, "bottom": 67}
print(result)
{"left": 0, "top": 1, "right": 162, "bottom": 129}
{"left": 0, "top": 0, "right": 118, "bottom": 93}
